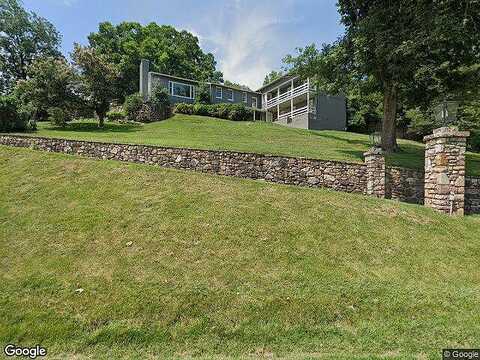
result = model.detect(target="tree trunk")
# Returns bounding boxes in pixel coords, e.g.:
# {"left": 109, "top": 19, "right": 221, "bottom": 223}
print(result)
{"left": 381, "top": 83, "right": 398, "bottom": 152}
{"left": 98, "top": 115, "right": 105, "bottom": 128}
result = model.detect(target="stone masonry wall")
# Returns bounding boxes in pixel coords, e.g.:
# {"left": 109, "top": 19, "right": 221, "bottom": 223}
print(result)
{"left": 424, "top": 127, "right": 469, "bottom": 215}
{"left": 1, "top": 134, "right": 478, "bottom": 214}
{"left": 0, "top": 135, "right": 367, "bottom": 193}
{"left": 386, "top": 167, "right": 425, "bottom": 205}
{"left": 465, "top": 177, "right": 480, "bottom": 214}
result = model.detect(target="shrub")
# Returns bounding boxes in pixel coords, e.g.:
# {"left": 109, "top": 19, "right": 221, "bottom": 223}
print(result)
{"left": 106, "top": 110, "right": 126, "bottom": 121}
{"left": 150, "top": 86, "right": 172, "bottom": 120}
{"left": 124, "top": 93, "right": 144, "bottom": 121}
{"left": 174, "top": 103, "right": 194, "bottom": 115}
{"left": 0, "top": 95, "right": 33, "bottom": 132}
{"left": 48, "top": 107, "right": 71, "bottom": 128}
{"left": 195, "top": 82, "right": 211, "bottom": 104}
{"left": 174, "top": 102, "right": 253, "bottom": 121}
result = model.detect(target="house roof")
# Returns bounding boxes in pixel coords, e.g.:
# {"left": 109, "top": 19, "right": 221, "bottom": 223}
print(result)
{"left": 256, "top": 73, "right": 296, "bottom": 93}
{"left": 149, "top": 71, "right": 261, "bottom": 95}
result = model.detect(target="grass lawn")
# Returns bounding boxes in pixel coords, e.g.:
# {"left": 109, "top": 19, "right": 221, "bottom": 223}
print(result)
{"left": 1, "top": 145, "right": 480, "bottom": 359}
{"left": 25, "top": 115, "right": 480, "bottom": 176}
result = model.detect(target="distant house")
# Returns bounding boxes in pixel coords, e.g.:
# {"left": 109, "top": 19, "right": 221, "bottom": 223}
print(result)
{"left": 140, "top": 59, "right": 346, "bottom": 130}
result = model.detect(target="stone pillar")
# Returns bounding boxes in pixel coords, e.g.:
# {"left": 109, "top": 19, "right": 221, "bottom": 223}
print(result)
{"left": 364, "top": 147, "right": 386, "bottom": 198}
{"left": 140, "top": 59, "right": 150, "bottom": 100}
{"left": 424, "top": 127, "right": 470, "bottom": 215}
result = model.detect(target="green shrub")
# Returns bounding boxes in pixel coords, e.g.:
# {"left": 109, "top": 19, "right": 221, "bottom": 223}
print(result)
{"left": 106, "top": 110, "right": 126, "bottom": 121}
{"left": 48, "top": 107, "right": 71, "bottom": 128}
{"left": 193, "top": 103, "right": 210, "bottom": 116}
{"left": 174, "top": 103, "right": 194, "bottom": 115}
{"left": 195, "top": 82, "right": 211, "bottom": 104}
{"left": 174, "top": 102, "right": 253, "bottom": 121}
{"left": 150, "top": 86, "right": 172, "bottom": 120}
{"left": 124, "top": 93, "right": 144, "bottom": 121}
{"left": 0, "top": 95, "right": 34, "bottom": 132}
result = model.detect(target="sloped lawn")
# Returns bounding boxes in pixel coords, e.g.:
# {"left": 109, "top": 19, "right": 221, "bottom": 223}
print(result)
{"left": 1, "top": 146, "right": 480, "bottom": 359}
{"left": 22, "top": 115, "right": 480, "bottom": 176}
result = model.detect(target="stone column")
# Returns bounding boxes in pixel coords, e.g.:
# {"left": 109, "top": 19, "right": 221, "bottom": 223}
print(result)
{"left": 364, "top": 147, "right": 386, "bottom": 198}
{"left": 424, "top": 127, "right": 470, "bottom": 215}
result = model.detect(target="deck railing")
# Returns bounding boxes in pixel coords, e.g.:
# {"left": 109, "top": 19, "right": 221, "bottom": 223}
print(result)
{"left": 276, "top": 105, "right": 315, "bottom": 122}
{"left": 265, "top": 82, "right": 310, "bottom": 109}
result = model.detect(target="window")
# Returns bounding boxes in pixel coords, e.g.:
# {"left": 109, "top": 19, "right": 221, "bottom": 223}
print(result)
{"left": 252, "top": 97, "right": 257, "bottom": 109}
{"left": 225, "top": 89, "right": 234, "bottom": 101}
{"left": 169, "top": 81, "right": 194, "bottom": 99}
{"left": 242, "top": 92, "right": 247, "bottom": 103}
{"left": 216, "top": 86, "right": 222, "bottom": 99}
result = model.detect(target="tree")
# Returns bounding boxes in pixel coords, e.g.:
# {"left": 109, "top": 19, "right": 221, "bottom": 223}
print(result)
{"left": 72, "top": 44, "right": 120, "bottom": 127}
{"left": 87, "top": 22, "right": 223, "bottom": 99}
{"left": 263, "top": 70, "right": 283, "bottom": 86}
{"left": 223, "top": 80, "right": 251, "bottom": 91}
{"left": 337, "top": 0, "right": 480, "bottom": 152}
{"left": 195, "top": 82, "right": 211, "bottom": 104}
{"left": 284, "top": 40, "right": 383, "bottom": 133}
{"left": 14, "top": 57, "right": 79, "bottom": 121}
{"left": 0, "top": 0, "right": 61, "bottom": 93}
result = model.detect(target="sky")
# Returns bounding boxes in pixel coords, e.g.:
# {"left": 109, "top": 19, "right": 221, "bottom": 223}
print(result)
{"left": 23, "top": 0, "right": 344, "bottom": 90}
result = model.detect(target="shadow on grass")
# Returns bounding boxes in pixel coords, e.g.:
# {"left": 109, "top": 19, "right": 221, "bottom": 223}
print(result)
{"left": 310, "top": 131, "right": 369, "bottom": 146}
{"left": 48, "top": 121, "right": 142, "bottom": 134}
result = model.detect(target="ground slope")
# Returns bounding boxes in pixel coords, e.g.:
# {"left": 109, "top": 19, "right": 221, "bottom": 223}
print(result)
{"left": 1, "top": 146, "right": 479, "bottom": 359}
{"left": 27, "top": 115, "right": 480, "bottom": 176}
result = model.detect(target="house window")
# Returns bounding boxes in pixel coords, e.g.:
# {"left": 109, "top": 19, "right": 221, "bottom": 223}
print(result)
{"left": 242, "top": 92, "right": 247, "bottom": 103}
{"left": 216, "top": 86, "right": 222, "bottom": 99}
{"left": 252, "top": 97, "right": 257, "bottom": 109}
{"left": 225, "top": 89, "right": 234, "bottom": 101}
{"left": 169, "top": 81, "right": 194, "bottom": 99}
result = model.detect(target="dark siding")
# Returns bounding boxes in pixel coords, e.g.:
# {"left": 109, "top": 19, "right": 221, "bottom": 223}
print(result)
{"left": 311, "top": 95, "right": 347, "bottom": 131}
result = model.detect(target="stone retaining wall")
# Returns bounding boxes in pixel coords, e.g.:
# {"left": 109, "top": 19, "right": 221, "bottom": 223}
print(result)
{"left": 1, "top": 134, "right": 479, "bottom": 215}
{"left": 465, "top": 177, "right": 480, "bottom": 214}
{"left": 386, "top": 167, "right": 425, "bottom": 205}
{"left": 0, "top": 135, "right": 367, "bottom": 194}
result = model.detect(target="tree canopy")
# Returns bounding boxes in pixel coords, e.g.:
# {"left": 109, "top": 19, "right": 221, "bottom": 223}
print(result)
{"left": 87, "top": 22, "right": 223, "bottom": 99}
{"left": 72, "top": 44, "right": 120, "bottom": 127}
{"left": 263, "top": 70, "right": 284, "bottom": 86}
{"left": 0, "top": 0, "right": 61, "bottom": 94}
{"left": 336, "top": 0, "right": 480, "bottom": 151}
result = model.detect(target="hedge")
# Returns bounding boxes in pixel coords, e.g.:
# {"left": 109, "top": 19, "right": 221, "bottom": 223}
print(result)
{"left": 174, "top": 103, "right": 253, "bottom": 121}
{"left": 0, "top": 95, "right": 35, "bottom": 132}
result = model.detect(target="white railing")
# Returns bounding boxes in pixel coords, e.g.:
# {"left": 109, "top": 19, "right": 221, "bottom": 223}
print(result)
{"left": 265, "top": 82, "right": 310, "bottom": 109}
{"left": 276, "top": 105, "right": 312, "bottom": 122}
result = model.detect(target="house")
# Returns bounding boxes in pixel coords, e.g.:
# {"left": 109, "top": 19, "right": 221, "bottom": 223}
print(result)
{"left": 140, "top": 59, "right": 346, "bottom": 130}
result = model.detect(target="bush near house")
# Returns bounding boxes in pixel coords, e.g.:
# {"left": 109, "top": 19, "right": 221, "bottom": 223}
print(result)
{"left": 0, "top": 95, "right": 35, "bottom": 132}
{"left": 106, "top": 109, "right": 126, "bottom": 121}
{"left": 174, "top": 102, "right": 253, "bottom": 121}
{"left": 123, "top": 87, "right": 172, "bottom": 123}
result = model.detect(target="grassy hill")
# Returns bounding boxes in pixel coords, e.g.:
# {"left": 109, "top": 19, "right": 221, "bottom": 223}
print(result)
{"left": 26, "top": 115, "right": 480, "bottom": 176}
{"left": 1, "top": 145, "right": 479, "bottom": 359}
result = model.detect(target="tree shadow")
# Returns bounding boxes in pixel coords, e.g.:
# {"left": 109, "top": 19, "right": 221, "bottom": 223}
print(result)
{"left": 310, "top": 131, "right": 369, "bottom": 146}
{"left": 48, "top": 121, "right": 143, "bottom": 134}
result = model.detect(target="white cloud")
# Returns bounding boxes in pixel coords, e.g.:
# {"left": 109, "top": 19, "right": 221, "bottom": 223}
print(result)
{"left": 189, "top": 1, "right": 299, "bottom": 90}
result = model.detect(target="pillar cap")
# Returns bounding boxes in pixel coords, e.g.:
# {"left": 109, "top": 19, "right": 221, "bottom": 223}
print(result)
{"left": 424, "top": 127, "right": 470, "bottom": 142}
{"left": 364, "top": 147, "right": 384, "bottom": 157}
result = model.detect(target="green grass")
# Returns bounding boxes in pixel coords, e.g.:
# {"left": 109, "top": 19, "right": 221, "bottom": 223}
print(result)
{"left": 1, "top": 145, "right": 480, "bottom": 359}
{"left": 24, "top": 115, "right": 480, "bottom": 176}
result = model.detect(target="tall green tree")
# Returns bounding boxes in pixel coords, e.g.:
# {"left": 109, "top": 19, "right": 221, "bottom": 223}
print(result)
{"left": 0, "top": 0, "right": 61, "bottom": 93}
{"left": 14, "top": 57, "right": 79, "bottom": 121}
{"left": 72, "top": 44, "right": 120, "bottom": 128}
{"left": 87, "top": 22, "right": 223, "bottom": 99}
{"left": 284, "top": 40, "right": 383, "bottom": 133}
{"left": 263, "top": 70, "right": 283, "bottom": 86}
{"left": 337, "top": 0, "right": 480, "bottom": 152}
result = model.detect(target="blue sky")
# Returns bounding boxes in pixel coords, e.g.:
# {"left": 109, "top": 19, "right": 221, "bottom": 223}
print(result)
{"left": 24, "top": 0, "right": 344, "bottom": 89}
